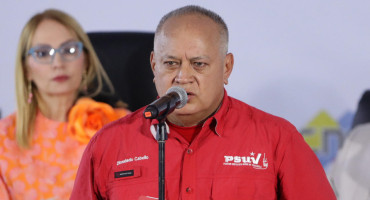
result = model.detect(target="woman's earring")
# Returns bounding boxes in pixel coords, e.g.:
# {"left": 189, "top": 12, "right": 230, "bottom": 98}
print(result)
{"left": 224, "top": 79, "right": 229, "bottom": 85}
{"left": 27, "top": 81, "right": 33, "bottom": 104}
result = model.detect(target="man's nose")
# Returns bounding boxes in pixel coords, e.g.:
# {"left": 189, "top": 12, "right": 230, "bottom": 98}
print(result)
{"left": 175, "top": 63, "right": 194, "bottom": 84}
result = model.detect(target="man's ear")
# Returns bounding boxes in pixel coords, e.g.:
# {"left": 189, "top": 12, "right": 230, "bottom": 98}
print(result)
{"left": 223, "top": 53, "right": 234, "bottom": 84}
{"left": 150, "top": 51, "right": 156, "bottom": 74}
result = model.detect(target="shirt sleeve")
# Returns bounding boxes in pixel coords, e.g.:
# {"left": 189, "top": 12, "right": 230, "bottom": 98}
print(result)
{"left": 70, "top": 136, "right": 101, "bottom": 200}
{"left": 277, "top": 128, "right": 336, "bottom": 200}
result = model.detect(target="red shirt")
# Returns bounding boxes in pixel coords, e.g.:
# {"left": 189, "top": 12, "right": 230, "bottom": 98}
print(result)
{"left": 71, "top": 90, "right": 336, "bottom": 200}
{"left": 167, "top": 121, "right": 202, "bottom": 143}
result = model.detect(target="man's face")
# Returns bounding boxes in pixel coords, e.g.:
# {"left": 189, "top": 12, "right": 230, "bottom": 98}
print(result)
{"left": 150, "top": 14, "right": 233, "bottom": 126}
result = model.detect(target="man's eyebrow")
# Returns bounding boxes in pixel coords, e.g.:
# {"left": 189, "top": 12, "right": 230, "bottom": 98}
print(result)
{"left": 190, "top": 56, "right": 210, "bottom": 61}
{"left": 163, "top": 55, "right": 180, "bottom": 60}
{"left": 162, "top": 55, "right": 210, "bottom": 61}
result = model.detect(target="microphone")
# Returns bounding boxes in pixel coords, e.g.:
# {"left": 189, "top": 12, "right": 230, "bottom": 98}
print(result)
{"left": 144, "top": 86, "right": 188, "bottom": 119}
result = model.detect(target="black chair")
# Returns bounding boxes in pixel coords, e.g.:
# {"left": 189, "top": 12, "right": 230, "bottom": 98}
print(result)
{"left": 88, "top": 32, "right": 157, "bottom": 111}
{"left": 351, "top": 90, "right": 370, "bottom": 129}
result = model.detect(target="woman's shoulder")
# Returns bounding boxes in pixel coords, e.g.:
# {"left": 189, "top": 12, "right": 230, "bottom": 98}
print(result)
{"left": 0, "top": 112, "right": 16, "bottom": 123}
{"left": 0, "top": 112, "right": 16, "bottom": 139}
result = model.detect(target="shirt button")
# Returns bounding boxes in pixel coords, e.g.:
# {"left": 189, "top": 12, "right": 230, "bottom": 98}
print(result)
{"left": 186, "top": 187, "right": 193, "bottom": 193}
{"left": 187, "top": 148, "right": 193, "bottom": 154}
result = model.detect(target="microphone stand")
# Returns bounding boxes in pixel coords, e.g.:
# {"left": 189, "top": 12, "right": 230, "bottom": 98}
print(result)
{"left": 156, "top": 117, "right": 167, "bottom": 200}
{"left": 144, "top": 86, "right": 188, "bottom": 199}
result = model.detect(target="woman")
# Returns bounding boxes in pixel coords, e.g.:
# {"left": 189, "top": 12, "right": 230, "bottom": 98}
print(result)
{"left": 0, "top": 9, "right": 129, "bottom": 199}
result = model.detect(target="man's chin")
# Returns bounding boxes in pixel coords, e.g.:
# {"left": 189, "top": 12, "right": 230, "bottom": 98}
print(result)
{"left": 172, "top": 107, "right": 197, "bottom": 116}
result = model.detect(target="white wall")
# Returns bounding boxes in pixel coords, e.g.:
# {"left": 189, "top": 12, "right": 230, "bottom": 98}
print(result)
{"left": 1, "top": 0, "right": 369, "bottom": 130}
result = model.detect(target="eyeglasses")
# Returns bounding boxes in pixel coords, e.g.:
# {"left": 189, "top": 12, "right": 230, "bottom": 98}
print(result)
{"left": 27, "top": 41, "right": 83, "bottom": 64}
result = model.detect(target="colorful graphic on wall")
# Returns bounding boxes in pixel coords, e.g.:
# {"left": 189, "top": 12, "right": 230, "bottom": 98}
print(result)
{"left": 300, "top": 110, "right": 354, "bottom": 170}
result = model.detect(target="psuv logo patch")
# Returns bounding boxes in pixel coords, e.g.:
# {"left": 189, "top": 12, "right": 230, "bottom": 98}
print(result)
{"left": 223, "top": 152, "right": 268, "bottom": 170}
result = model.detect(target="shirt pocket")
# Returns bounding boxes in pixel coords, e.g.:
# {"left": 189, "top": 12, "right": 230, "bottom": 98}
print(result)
{"left": 211, "top": 176, "right": 276, "bottom": 200}
{"left": 107, "top": 165, "right": 164, "bottom": 199}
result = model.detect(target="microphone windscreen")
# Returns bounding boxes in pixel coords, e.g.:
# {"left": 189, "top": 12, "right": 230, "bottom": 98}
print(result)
{"left": 166, "top": 86, "right": 188, "bottom": 109}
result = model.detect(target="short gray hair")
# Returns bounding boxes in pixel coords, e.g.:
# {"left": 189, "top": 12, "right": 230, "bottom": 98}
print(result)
{"left": 155, "top": 5, "right": 229, "bottom": 54}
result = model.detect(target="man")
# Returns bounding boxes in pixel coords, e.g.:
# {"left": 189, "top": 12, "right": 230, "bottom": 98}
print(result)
{"left": 71, "top": 5, "right": 336, "bottom": 199}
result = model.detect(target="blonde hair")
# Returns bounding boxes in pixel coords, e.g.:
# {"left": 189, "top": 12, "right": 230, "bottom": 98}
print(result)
{"left": 15, "top": 9, "right": 114, "bottom": 148}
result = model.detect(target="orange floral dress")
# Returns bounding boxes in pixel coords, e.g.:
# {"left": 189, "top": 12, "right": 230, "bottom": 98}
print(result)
{"left": 0, "top": 98, "right": 129, "bottom": 200}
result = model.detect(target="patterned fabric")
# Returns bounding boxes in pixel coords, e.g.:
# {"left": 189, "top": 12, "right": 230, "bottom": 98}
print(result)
{"left": 0, "top": 98, "right": 129, "bottom": 200}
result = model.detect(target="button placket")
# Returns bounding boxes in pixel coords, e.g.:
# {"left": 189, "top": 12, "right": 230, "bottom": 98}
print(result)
{"left": 186, "top": 187, "right": 193, "bottom": 193}
{"left": 181, "top": 146, "right": 196, "bottom": 199}
{"left": 187, "top": 148, "right": 193, "bottom": 154}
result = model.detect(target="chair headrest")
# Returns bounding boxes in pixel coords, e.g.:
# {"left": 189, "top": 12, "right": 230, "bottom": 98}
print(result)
{"left": 88, "top": 32, "right": 157, "bottom": 111}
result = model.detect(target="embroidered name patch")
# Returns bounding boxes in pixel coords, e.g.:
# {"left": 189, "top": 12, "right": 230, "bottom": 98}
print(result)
{"left": 117, "top": 155, "right": 149, "bottom": 166}
{"left": 114, "top": 170, "right": 134, "bottom": 178}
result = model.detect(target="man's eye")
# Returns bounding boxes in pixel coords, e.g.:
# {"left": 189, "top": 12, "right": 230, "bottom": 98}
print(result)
{"left": 164, "top": 61, "right": 178, "bottom": 66}
{"left": 194, "top": 62, "right": 206, "bottom": 67}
